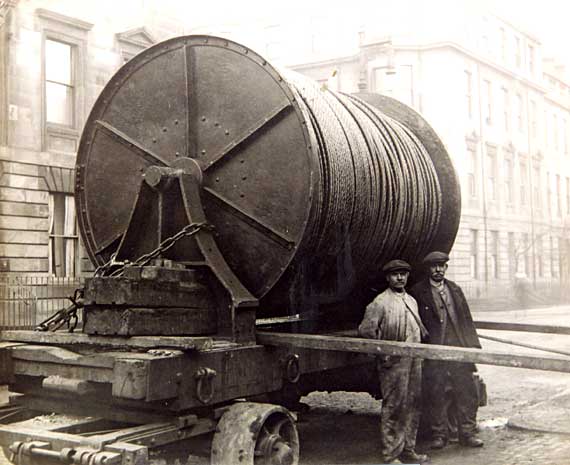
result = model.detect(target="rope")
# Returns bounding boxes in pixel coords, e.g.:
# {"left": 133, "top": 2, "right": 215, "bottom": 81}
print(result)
{"left": 284, "top": 72, "right": 442, "bottom": 282}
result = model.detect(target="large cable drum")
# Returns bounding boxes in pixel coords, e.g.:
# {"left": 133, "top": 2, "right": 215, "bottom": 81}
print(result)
{"left": 76, "top": 35, "right": 460, "bottom": 312}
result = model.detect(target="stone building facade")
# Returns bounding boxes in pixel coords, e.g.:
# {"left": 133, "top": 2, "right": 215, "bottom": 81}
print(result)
{"left": 0, "top": 0, "right": 186, "bottom": 276}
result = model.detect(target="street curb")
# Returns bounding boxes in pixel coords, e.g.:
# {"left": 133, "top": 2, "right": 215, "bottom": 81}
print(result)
{"left": 507, "top": 394, "right": 570, "bottom": 436}
{"left": 507, "top": 418, "right": 570, "bottom": 436}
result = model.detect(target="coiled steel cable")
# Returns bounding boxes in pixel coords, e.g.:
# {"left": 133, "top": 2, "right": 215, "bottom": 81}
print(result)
{"left": 284, "top": 72, "right": 442, "bottom": 280}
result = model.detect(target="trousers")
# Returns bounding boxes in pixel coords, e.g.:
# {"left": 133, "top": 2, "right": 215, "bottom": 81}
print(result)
{"left": 378, "top": 356, "right": 422, "bottom": 461}
{"left": 423, "top": 360, "right": 479, "bottom": 440}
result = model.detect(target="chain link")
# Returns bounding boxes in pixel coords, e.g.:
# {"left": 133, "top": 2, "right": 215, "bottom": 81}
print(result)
{"left": 95, "top": 221, "right": 213, "bottom": 277}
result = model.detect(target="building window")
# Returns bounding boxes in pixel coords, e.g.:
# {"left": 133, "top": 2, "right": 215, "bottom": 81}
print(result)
{"left": 566, "top": 177, "right": 570, "bottom": 215}
{"left": 500, "top": 27, "right": 506, "bottom": 62}
{"left": 487, "top": 150, "right": 497, "bottom": 201}
{"left": 520, "top": 160, "right": 528, "bottom": 205}
{"left": 490, "top": 230, "right": 499, "bottom": 279}
{"left": 465, "top": 70, "right": 472, "bottom": 117}
{"left": 45, "top": 39, "right": 74, "bottom": 126}
{"left": 528, "top": 44, "right": 535, "bottom": 74}
{"left": 522, "top": 233, "right": 529, "bottom": 275}
{"left": 504, "top": 157, "right": 514, "bottom": 203}
{"left": 547, "top": 172, "right": 552, "bottom": 216}
{"left": 116, "top": 27, "right": 156, "bottom": 65}
{"left": 560, "top": 237, "right": 568, "bottom": 279}
{"left": 551, "top": 236, "right": 556, "bottom": 277}
{"left": 374, "top": 65, "right": 414, "bottom": 107}
{"left": 502, "top": 87, "right": 509, "bottom": 131}
{"left": 508, "top": 231, "right": 515, "bottom": 275}
{"left": 556, "top": 174, "right": 562, "bottom": 217}
{"left": 470, "top": 229, "right": 478, "bottom": 279}
{"left": 467, "top": 148, "right": 477, "bottom": 198}
{"left": 515, "top": 36, "right": 522, "bottom": 67}
{"left": 49, "top": 193, "right": 79, "bottom": 277}
{"left": 37, "top": 9, "right": 92, "bottom": 153}
{"left": 536, "top": 235, "right": 543, "bottom": 278}
{"left": 530, "top": 100, "right": 537, "bottom": 137}
{"left": 515, "top": 94, "right": 523, "bottom": 131}
{"left": 483, "top": 79, "right": 492, "bottom": 124}
{"left": 533, "top": 165, "right": 541, "bottom": 211}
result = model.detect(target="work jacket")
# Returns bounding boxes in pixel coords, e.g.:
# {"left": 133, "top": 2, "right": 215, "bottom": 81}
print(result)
{"left": 358, "top": 288, "right": 423, "bottom": 343}
{"left": 409, "top": 278, "right": 481, "bottom": 349}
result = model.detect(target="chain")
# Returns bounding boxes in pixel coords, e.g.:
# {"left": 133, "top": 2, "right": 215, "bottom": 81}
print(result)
{"left": 95, "top": 221, "right": 213, "bottom": 277}
{"left": 37, "top": 222, "right": 213, "bottom": 333}
{"left": 36, "top": 288, "right": 83, "bottom": 332}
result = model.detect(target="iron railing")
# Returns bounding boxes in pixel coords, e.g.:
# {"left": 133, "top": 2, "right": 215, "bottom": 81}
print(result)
{"left": 0, "top": 276, "right": 83, "bottom": 330}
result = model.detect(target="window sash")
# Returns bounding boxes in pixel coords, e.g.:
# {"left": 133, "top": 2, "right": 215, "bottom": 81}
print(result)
{"left": 45, "top": 39, "right": 75, "bottom": 127}
{"left": 49, "top": 194, "right": 78, "bottom": 277}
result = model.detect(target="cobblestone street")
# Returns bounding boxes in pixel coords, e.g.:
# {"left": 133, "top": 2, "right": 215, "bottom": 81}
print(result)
{"left": 299, "top": 390, "right": 570, "bottom": 465}
{"left": 298, "top": 305, "right": 570, "bottom": 464}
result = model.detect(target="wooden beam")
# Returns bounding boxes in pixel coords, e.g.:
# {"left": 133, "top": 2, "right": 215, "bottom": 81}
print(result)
{"left": 475, "top": 321, "right": 570, "bottom": 335}
{"left": 256, "top": 331, "right": 570, "bottom": 373}
{"left": 1, "top": 331, "right": 213, "bottom": 351}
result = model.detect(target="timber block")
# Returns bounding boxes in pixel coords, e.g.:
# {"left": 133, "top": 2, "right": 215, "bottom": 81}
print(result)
{"left": 84, "top": 275, "right": 214, "bottom": 308}
{"left": 83, "top": 306, "right": 217, "bottom": 336}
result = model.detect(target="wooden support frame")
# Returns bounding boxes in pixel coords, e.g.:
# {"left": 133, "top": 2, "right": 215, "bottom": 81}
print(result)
{"left": 256, "top": 331, "right": 570, "bottom": 373}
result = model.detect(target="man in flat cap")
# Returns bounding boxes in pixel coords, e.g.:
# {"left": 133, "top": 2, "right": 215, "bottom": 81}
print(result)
{"left": 359, "top": 259, "right": 429, "bottom": 464}
{"left": 409, "top": 251, "right": 484, "bottom": 450}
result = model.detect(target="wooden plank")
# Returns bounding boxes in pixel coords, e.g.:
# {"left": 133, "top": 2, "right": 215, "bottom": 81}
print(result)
{"left": 13, "top": 359, "right": 112, "bottom": 383}
{"left": 10, "top": 345, "right": 114, "bottom": 368}
{"left": 475, "top": 321, "right": 570, "bottom": 335}
{"left": 1, "top": 330, "right": 213, "bottom": 351}
{"left": 256, "top": 331, "right": 570, "bottom": 373}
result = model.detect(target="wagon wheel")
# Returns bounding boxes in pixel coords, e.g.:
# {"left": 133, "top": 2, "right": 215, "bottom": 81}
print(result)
{"left": 211, "top": 402, "right": 299, "bottom": 465}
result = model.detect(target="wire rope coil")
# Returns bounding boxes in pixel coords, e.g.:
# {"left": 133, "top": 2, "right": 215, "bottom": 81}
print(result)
{"left": 283, "top": 71, "right": 443, "bottom": 284}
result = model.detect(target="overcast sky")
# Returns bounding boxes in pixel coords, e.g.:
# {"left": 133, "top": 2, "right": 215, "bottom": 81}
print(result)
{"left": 491, "top": 0, "right": 570, "bottom": 62}
{"left": 181, "top": 0, "right": 570, "bottom": 74}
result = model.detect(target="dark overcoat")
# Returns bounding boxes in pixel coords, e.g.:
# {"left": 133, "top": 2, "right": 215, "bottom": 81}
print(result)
{"left": 409, "top": 278, "right": 481, "bottom": 349}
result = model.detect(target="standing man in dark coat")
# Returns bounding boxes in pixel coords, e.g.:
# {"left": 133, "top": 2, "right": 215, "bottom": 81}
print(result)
{"left": 359, "top": 259, "right": 429, "bottom": 464}
{"left": 409, "top": 251, "right": 484, "bottom": 449}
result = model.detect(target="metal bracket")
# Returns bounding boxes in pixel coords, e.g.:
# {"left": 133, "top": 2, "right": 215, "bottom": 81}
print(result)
{"left": 108, "top": 159, "right": 258, "bottom": 342}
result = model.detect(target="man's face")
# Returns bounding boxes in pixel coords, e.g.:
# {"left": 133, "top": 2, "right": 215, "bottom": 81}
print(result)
{"left": 429, "top": 262, "right": 448, "bottom": 282}
{"left": 386, "top": 270, "right": 409, "bottom": 291}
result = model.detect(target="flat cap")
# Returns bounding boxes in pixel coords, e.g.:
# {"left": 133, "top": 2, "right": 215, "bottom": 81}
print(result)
{"left": 382, "top": 259, "right": 411, "bottom": 273}
{"left": 422, "top": 251, "right": 449, "bottom": 265}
